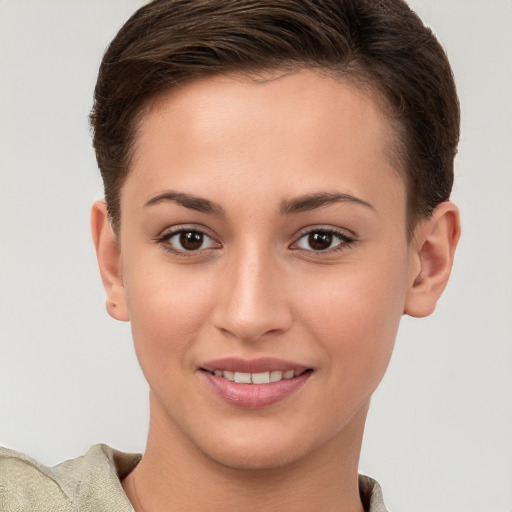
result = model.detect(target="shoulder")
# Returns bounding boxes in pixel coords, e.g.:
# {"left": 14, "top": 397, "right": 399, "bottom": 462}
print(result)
{"left": 0, "top": 446, "right": 70, "bottom": 511}
{"left": 0, "top": 444, "right": 141, "bottom": 512}
{"left": 359, "top": 474, "right": 389, "bottom": 512}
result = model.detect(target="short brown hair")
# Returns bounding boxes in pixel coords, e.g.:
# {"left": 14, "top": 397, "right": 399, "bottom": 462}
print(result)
{"left": 90, "top": 0, "right": 459, "bottom": 236}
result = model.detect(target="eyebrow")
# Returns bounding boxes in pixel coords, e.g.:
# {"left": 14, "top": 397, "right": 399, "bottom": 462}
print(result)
{"left": 144, "top": 191, "right": 225, "bottom": 215}
{"left": 280, "top": 192, "right": 375, "bottom": 214}
{"left": 144, "top": 190, "right": 374, "bottom": 216}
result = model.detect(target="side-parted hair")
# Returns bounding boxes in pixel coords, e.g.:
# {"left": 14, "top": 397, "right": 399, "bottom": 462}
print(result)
{"left": 90, "top": 0, "right": 459, "bottom": 237}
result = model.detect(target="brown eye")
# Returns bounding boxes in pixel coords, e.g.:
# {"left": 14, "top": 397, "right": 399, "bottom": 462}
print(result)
{"left": 292, "top": 229, "right": 353, "bottom": 253}
{"left": 161, "top": 228, "right": 220, "bottom": 254}
{"left": 179, "top": 231, "right": 204, "bottom": 251}
{"left": 307, "top": 231, "right": 333, "bottom": 251}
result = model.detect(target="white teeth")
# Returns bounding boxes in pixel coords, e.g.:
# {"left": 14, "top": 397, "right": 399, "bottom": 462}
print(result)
{"left": 234, "top": 372, "right": 252, "bottom": 384}
{"left": 251, "top": 371, "right": 270, "bottom": 384}
{"left": 269, "top": 370, "right": 283, "bottom": 382}
{"left": 210, "top": 369, "right": 307, "bottom": 383}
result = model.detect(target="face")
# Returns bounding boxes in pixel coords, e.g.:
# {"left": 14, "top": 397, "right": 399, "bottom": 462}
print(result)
{"left": 112, "top": 70, "right": 417, "bottom": 469}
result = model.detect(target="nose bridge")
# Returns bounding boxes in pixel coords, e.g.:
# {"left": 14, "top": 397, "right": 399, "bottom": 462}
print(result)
{"left": 213, "top": 241, "right": 291, "bottom": 342}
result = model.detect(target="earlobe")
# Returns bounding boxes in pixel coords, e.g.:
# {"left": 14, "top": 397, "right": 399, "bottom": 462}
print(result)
{"left": 91, "top": 201, "right": 129, "bottom": 322}
{"left": 404, "top": 201, "right": 461, "bottom": 318}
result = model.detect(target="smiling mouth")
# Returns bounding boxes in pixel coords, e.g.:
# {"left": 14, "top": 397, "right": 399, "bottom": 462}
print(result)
{"left": 200, "top": 361, "right": 313, "bottom": 408}
{"left": 202, "top": 368, "right": 312, "bottom": 384}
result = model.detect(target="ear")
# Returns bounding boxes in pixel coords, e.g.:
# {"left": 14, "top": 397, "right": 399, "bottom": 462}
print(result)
{"left": 91, "top": 200, "right": 129, "bottom": 321}
{"left": 404, "top": 201, "right": 461, "bottom": 318}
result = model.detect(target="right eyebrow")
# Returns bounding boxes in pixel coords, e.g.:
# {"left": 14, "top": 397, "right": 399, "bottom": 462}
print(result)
{"left": 144, "top": 190, "right": 225, "bottom": 216}
{"left": 280, "top": 191, "right": 375, "bottom": 215}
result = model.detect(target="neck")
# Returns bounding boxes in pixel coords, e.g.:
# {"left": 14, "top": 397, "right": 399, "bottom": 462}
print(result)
{"left": 123, "top": 395, "right": 368, "bottom": 512}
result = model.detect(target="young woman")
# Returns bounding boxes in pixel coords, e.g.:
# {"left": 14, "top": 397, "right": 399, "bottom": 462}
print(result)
{"left": 0, "top": 1, "right": 460, "bottom": 510}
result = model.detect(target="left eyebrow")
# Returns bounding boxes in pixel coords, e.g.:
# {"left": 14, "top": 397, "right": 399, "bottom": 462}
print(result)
{"left": 144, "top": 191, "right": 225, "bottom": 216}
{"left": 280, "top": 192, "right": 375, "bottom": 215}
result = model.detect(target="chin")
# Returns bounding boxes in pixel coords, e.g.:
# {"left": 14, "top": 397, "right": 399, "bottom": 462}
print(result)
{"left": 204, "top": 442, "right": 307, "bottom": 472}
{"left": 194, "top": 423, "right": 323, "bottom": 472}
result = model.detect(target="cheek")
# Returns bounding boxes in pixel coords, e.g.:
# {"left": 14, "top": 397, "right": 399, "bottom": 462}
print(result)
{"left": 123, "top": 259, "right": 215, "bottom": 372}
{"left": 296, "top": 261, "right": 407, "bottom": 395}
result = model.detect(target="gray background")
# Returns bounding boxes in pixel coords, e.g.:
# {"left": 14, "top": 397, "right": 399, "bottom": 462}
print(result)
{"left": 1, "top": 1, "right": 511, "bottom": 510}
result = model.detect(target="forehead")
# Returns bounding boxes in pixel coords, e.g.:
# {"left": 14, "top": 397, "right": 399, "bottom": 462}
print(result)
{"left": 141, "top": 70, "right": 393, "bottom": 145}
{"left": 126, "top": 70, "right": 405, "bottom": 219}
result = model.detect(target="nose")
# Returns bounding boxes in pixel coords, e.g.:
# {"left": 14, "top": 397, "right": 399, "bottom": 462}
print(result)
{"left": 212, "top": 245, "right": 293, "bottom": 342}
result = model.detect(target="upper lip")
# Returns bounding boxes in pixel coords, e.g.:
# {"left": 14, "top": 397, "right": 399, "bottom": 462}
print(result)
{"left": 201, "top": 357, "right": 310, "bottom": 374}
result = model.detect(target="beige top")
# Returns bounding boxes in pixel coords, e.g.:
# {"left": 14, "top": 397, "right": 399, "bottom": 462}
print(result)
{"left": 0, "top": 444, "right": 388, "bottom": 511}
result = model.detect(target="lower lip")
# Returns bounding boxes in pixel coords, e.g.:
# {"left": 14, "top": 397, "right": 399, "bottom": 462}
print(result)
{"left": 202, "top": 371, "right": 311, "bottom": 409}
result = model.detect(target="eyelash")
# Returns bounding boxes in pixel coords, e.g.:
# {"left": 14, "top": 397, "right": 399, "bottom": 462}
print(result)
{"left": 290, "top": 228, "right": 356, "bottom": 254}
{"left": 154, "top": 226, "right": 356, "bottom": 257}
{"left": 154, "top": 226, "right": 221, "bottom": 257}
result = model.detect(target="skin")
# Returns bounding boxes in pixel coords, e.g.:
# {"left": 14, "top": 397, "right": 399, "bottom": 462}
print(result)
{"left": 92, "top": 70, "right": 460, "bottom": 511}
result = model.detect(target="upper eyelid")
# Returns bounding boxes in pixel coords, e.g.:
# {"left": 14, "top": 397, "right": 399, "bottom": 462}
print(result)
{"left": 292, "top": 225, "right": 356, "bottom": 240}
{"left": 154, "top": 226, "right": 220, "bottom": 247}
{"left": 156, "top": 224, "right": 216, "bottom": 239}
{"left": 289, "top": 227, "right": 357, "bottom": 253}
{"left": 155, "top": 227, "right": 221, "bottom": 256}
{"left": 154, "top": 224, "right": 356, "bottom": 247}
